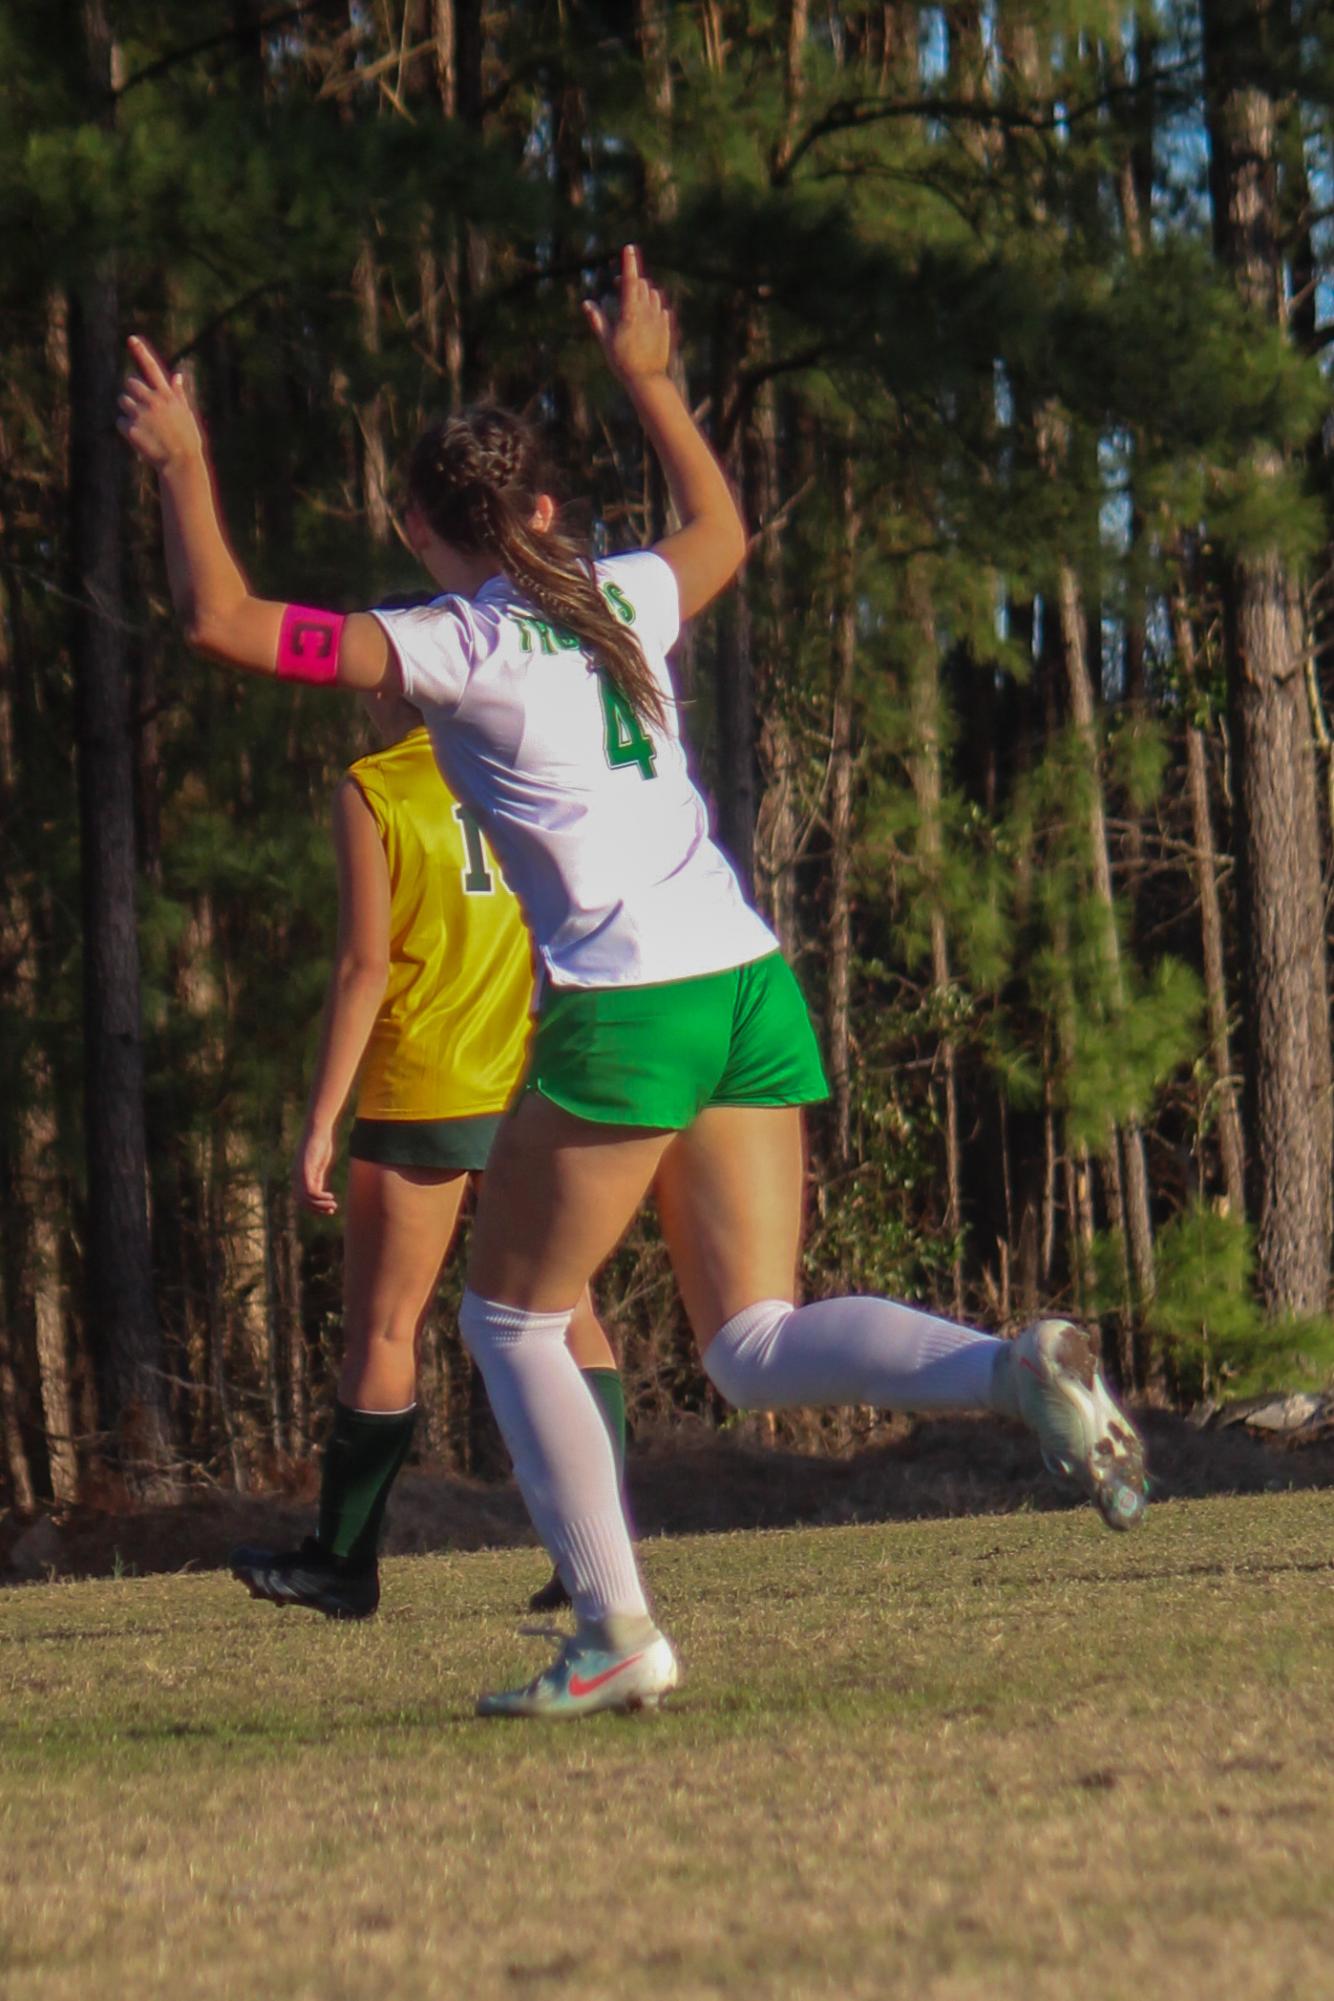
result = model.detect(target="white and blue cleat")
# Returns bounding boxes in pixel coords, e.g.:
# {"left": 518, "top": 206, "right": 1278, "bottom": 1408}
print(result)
{"left": 1010, "top": 1318, "right": 1149, "bottom": 1531}
{"left": 478, "top": 1623, "right": 679, "bottom": 1720}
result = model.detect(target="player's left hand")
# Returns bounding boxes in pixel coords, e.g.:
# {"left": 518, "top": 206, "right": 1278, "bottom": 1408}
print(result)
{"left": 293, "top": 1122, "right": 338, "bottom": 1216}
{"left": 117, "top": 336, "right": 205, "bottom": 471}
{"left": 583, "top": 245, "right": 672, "bottom": 386}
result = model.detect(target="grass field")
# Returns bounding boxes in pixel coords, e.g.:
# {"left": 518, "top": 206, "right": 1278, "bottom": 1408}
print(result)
{"left": 2, "top": 1492, "right": 1332, "bottom": 2001}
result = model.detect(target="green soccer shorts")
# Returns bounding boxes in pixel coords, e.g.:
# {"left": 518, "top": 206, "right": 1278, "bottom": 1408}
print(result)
{"left": 526, "top": 950, "right": 830, "bottom": 1129}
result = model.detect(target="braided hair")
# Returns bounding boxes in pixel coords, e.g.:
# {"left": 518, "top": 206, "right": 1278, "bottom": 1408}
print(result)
{"left": 407, "top": 406, "right": 667, "bottom": 730}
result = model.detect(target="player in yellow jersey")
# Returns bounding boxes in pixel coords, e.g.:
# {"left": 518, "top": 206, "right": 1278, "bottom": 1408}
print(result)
{"left": 230, "top": 684, "right": 624, "bottom": 1619}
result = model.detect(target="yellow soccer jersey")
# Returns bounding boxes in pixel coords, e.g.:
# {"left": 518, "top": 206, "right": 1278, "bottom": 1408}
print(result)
{"left": 348, "top": 726, "right": 533, "bottom": 1120}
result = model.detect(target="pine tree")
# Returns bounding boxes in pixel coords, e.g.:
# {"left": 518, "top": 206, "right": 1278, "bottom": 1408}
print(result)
{"left": 1202, "top": 0, "right": 1332, "bottom": 1314}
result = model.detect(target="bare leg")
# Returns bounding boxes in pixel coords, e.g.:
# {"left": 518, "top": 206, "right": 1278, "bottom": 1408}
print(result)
{"left": 338, "top": 1159, "right": 469, "bottom": 1408}
{"left": 655, "top": 1104, "right": 1007, "bottom": 1410}
{"left": 463, "top": 1093, "right": 1142, "bottom": 1650}
{"left": 340, "top": 1158, "right": 613, "bottom": 1395}
{"left": 654, "top": 1104, "right": 807, "bottom": 1345}
{"left": 657, "top": 1104, "right": 1146, "bottom": 1527}
{"left": 468, "top": 1092, "right": 673, "bottom": 1306}
{"left": 566, "top": 1289, "right": 617, "bottom": 1371}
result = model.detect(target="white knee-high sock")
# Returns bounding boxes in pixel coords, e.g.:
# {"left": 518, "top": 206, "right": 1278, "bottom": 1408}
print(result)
{"left": 702, "top": 1296, "right": 1009, "bottom": 1413}
{"left": 458, "top": 1289, "right": 650, "bottom": 1630}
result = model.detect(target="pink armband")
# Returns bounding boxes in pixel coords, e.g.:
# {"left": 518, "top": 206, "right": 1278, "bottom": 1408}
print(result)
{"left": 275, "top": 604, "right": 346, "bottom": 684}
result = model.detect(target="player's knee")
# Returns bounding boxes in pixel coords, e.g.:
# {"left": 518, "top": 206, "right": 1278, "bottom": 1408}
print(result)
{"left": 345, "top": 1314, "right": 420, "bottom": 1362}
{"left": 459, "top": 1289, "right": 574, "bottom": 1365}
{"left": 701, "top": 1298, "right": 793, "bottom": 1405}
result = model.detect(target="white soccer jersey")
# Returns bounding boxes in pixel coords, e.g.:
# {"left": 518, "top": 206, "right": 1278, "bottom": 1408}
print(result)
{"left": 370, "top": 550, "right": 778, "bottom": 990}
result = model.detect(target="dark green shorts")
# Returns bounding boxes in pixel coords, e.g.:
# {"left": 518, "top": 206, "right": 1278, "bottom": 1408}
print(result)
{"left": 527, "top": 951, "right": 829, "bottom": 1130}
{"left": 348, "top": 1113, "right": 504, "bottom": 1172}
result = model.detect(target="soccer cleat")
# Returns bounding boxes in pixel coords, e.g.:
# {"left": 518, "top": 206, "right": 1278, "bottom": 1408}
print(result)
{"left": 1010, "top": 1319, "right": 1148, "bottom": 1531}
{"left": 229, "top": 1537, "right": 380, "bottom": 1620}
{"left": 477, "top": 1624, "right": 679, "bottom": 1720}
{"left": 526, "top": 1566, "right": 572, "bottom": 1614}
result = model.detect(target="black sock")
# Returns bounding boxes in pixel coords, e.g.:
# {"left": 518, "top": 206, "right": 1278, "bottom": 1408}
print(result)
{"left": 317, "top": 1402, "right": 418, "bottom": 1574}
{"left": 582, "top": 1367, "right": 627, "bottom": 1478}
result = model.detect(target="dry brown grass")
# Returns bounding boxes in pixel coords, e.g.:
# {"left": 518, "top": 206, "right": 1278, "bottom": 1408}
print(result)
{"left": 2, "top": 1492, "right": 1332, "bottom": 2000}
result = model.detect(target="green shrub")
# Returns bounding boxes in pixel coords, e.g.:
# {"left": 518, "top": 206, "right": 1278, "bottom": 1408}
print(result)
{"left": 1096, "top": 1204, "right": 1334, "bottom": 1400}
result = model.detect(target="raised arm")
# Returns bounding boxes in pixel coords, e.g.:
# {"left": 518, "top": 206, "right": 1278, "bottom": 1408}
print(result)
{"left": 118, "top": 337, "right": 397, "bottom": 693}
{"left": 292, "top": 779, "right": 392, "bottom": 1215}
{"left": 584, "top": 248, "right": 746, "bottom": 621}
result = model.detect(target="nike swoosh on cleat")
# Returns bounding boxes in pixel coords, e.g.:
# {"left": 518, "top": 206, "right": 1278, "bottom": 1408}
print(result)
{"left": 567, "top": 1652, "right": 646, "bottom": 1698}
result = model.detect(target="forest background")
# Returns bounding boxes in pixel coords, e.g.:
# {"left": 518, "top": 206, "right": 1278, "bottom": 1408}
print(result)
{"left": 3, "top": 0, "right": 1334, "bottom": 1508}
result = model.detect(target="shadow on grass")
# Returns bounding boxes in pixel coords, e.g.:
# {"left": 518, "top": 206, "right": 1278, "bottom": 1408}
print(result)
{"left": 3, "top": 1408, "right": 1332, "bottom": 1590}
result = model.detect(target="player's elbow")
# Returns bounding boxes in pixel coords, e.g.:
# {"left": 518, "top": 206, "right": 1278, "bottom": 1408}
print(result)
{"left": 181, "top": 594, "right": 254, "bottom": 663}
{"left": 180, "top": 611, "right": 210, "bottom": 655}
{"left": 335, "top": 951, "right": 390, "bottom": 993}
{"left": 721, "top": 508, "right": 748, "bottom": 580}
{"left": 181, "top": 607, "right": 230, "bottom": 659}
{"left": 174, "top": 585, "right": 204, "bottom": 650}
{"left": 704, "top": 511, "right": 748, "bottom": 599}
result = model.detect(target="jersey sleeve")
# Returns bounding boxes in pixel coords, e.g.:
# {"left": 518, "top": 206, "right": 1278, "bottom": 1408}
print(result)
{"left": 599, "top": 550, "right": 681, "bottom": 656}
{"left": 368, "top": 595, "right": 475, "bottom": 713}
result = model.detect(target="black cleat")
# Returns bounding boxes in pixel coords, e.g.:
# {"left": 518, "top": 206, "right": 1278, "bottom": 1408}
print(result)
{"left": 229, "top": 1537, "right": 380, "bottom": 1620}
{"left": 526, "top": 1565, "right": 572, "bottom": 1614}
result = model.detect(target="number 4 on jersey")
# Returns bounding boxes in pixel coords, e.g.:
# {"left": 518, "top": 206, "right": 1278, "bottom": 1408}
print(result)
{"left": 598, "top": 672, "right": 657, "bottom": 781}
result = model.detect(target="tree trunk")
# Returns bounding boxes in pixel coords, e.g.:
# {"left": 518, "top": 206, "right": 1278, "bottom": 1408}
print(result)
{"left": 455, "top": 0, "right": 493, "bottom": 399}
{"left": 426, "top": 0, "right": 466, "bottom": 403}
{"left": 176, "top": 894, "right": 249, "bottom": 1484}
{"left": 1204, "top": 0, "right": 1332, "bottom": 1312}
{"left": 254, "top": 1147, "right": 305, "bottom": 1463}
{"left": 21, "top": 1094, "right": 78, "bottom": 1505}
{"left": 1002, "top": 5, "right": 1152, "bottom": 1334}
{"left": 750, "top": 375, "right": 800, "bottom": 951}
{"left": 750, "top": 0, "right": 809, "bottom": 940}
{"left": 1224, "top": 537, "right": 1330, "bottom": 1310}
{"left": 711, "top": 305, "right": 757, "bottom": 893}
{"left": 994, "top": 593, "right": 1047, "bottom": 1319}
{"left": 905, "top": 560, "right": 963, "bottom": 1315}
{"left": 206, "top": 1164, "right": 247, "bottom": 1492}
{"left": 771, "top": 0, "right": 809, "bottom": 179}
{"left": 637, "top": 0, "right": 675, "bottom": 216}
{"left": 1173, "top": 593, "right": 1247, "bottom": 1217}
{"left": 0, "top": 1300, "right": 36, "bottom": 1511}
{"left": 353, "top": 239, "right": 393, "bottom": 546}
{"left": 226, "top": 1140, "right": 271, "bottom": 1399}
{"left": 827, "top": 451, "right": 857, "bottom": 1165}
{"left": 1056, "top": 552, "right": 1156, "bottom": 1327}
{"left": 68, "top": 0, "right": 174, "bottom": 1497}
{"left": 1, "top": 555, "right": 77, "bottom": 1504}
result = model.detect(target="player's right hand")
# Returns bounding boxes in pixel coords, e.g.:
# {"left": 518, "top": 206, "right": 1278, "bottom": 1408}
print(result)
{"left": 117, "top": 336, "right": 205, "bottom": 471}
{"left": 583, "top": 245, "right": 673, "bottom": 386}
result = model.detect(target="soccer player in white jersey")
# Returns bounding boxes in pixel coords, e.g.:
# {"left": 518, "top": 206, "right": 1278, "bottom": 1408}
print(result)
{"left": 119, "top": 246, "right": 1147, "bottom": 1721}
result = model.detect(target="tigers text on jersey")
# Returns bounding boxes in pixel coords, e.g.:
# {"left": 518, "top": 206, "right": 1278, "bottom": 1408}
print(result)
{"left": 346, "top": 726, "right": 533, "bottom": 1120}
{"left": 369, "top": 550, "right": 777, "bottom": 990}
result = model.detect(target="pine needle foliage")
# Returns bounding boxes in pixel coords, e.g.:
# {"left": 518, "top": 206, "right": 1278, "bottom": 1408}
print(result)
{"left": 3, "top": 0, "right": 1334, "bottom": 1498}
